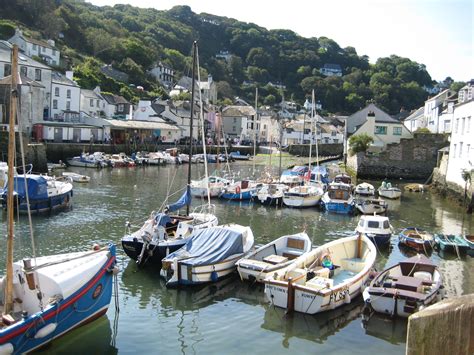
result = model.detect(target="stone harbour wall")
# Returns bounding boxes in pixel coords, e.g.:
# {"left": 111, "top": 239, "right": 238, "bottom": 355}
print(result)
{"left": 288, "top": 143, "right": 343, "bottom": 157}
{"left": 347, "top": 133, "right": 448, "bottom": 180}
{"left": 0, "top": 131, "right": 47, "bottom": 172}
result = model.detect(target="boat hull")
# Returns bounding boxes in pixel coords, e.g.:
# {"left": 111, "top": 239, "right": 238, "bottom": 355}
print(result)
{"left": 366, "top": 233, "right": 391, "bottom": 247}
{"left": 0, "top": 247, "right": 116, "bottom": 354}
{"left": 283, "top": 195, "right": 320, "bottom": 208}
{"left": 323, "top": 201, "right": 354, "bottom": 214}
{"left": 3, "top": 190, "right": 73, "bottom": 214}
{"left": 121, "top": 237, "right": 186, "bottom": 266}
{"left": 220, "top": 189, "right": 255, "bottom": 200}
{"left": 257, "top": 195, "right": 284, "bottom": 206}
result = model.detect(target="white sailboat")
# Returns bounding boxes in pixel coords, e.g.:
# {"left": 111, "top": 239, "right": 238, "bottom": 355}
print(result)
{"left": 0, "top": 45, "right": 118, "bottom": 354}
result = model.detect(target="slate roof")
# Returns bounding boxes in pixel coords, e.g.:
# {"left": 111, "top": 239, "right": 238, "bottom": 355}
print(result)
{"left": 222, "top": 105, "right": 256, "bottom": 117}
{"left": 52, "top": 71, "right": 78, "bottom": 86}
{"left": 346, "top": 103, "right": 397, "bottom": 135}
{"left": 0, "top": 45, "right": 51, "bottom": 70}
{"left": 403, "top": 107, "right": 424, "bottom": 122}
{"left": 101, "top": 93, "right": 129, "bottom": 105}
{"left": 81, "top": 89, "right": 102, "bottom": 99}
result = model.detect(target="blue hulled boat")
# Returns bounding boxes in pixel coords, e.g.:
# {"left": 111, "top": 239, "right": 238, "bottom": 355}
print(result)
{"left": 356, "top": 215, "right": 393, "bottom": 247}
{"left": 321, "top": 182, "right": 354, "bottom": 214}
{"left": 219, "top": 180, "right": 258, "bottom": 200}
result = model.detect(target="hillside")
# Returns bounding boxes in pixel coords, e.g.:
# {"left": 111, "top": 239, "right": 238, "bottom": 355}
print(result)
{"left": 0, "top": 0, "right": 440, "bottom": 114}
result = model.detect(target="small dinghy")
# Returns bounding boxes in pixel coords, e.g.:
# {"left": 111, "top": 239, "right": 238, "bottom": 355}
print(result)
{"left": 236, "top": 232, "right": 311, "bottom": 283}
{"left": 160, "top": 224, "right": 254, "bottom": 287}
{"left": 434, "top": 234, "right": 470, "bottom": 254}
{"left": 404, "top": 183, "right": 425, "bottom": 192}
{"left": 398, "top": 227, "right": 435, "bottom": 252}
{"left": 355, "top": 198, "right": 388, "bottom": 215}
{"left": 62, "top": 172, "right": 91, "bottom": 183}
{"left": 355, "top": 215, "right": 393, "bottom": 247}
{"left": 363, "top": 254, "right": 443, "bottom": 318}
{"left": 378, "top": 181, "right": 402, "bottom": 199}
{"left": 354, "top": 182, "right": 375, "bottom": 196}
{"left": 263, "top": 234, "right": 376, "bottom": 315}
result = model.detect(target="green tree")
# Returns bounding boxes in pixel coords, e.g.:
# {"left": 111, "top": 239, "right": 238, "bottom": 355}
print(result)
{"left": 348, "top": 133, "right": 374, "bottom": 155}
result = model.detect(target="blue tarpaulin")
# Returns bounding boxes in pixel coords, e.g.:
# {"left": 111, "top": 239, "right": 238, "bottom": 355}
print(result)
{"left": 164, "top": 226, "right": 243, "bottom": 266}
{"left": 311, "top": 166, "right": 330, "bottom": 184}
{"left": 154, "top": 213, "right": 172, "bottom": 227}
{"left": 167, "top": 187, "right": 191, "bottom": 212}
{"left": 7, "top": 175, "right": 48, "bottom": 201}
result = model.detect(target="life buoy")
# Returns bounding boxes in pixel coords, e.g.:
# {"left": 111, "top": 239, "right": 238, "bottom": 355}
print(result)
{"left": 236, "top": 186, "right": 241, "bottom": 194}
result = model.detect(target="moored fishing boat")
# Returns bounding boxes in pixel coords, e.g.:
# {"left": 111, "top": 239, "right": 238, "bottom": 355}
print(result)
{"left": 398, "top": 227, "right": 435, "bottom": 252}
{"left": 263, "top": 234, "right": 376, "bottom": 315}
{"left": 355, "top": 198, "right": 388, "bottom": 215}
{"left": 219, "top": 180, "right": 259, "bottom": 201}
{"left": 279, "top": 166, "right": 309, "bottom": 185}
{"left": 190, "top": 176, "right": 230, "bottom": 198}
{"left": 62, "top": 172, "right": 91, "bottom": 183}
{"left": 355, "top": 215, "right": 393, "bottom": 247}
{"left": 354, "top": 182, "right": 375, "bottom": 196}
{"left": 236, "top": 232, "right": 311, "bottom": 283}
{"left": 321, "top": 182, "right": 355, "bottom": 214}
{"left": 160, "top": 224, "right": 254, "bottom": 287}
{"left": 283, "top": 184, "right": 323, "bottom": 208}
{"left": 378, "top": 181, "right": 402, "bottom": 199}
{"left": 363, "top": 254, "right": 443, "bottom": 318}
{"left": 67, "top": 152, "right": 108, "bottom": 168}
{"left": 433, "top": 233, "right": 470, "bottom": 254}
{"left": 256, "top": 183, "right": 288, "bottom": 206}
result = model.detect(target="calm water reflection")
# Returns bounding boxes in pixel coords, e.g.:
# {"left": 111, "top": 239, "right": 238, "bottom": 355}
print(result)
{"left": 1, "top": 163, "right": 473, "bottom": 354}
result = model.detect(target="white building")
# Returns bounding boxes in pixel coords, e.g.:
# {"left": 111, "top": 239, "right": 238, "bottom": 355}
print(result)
{"left": 9, "top": 29, "right": 60, "bottom": 66}
{"left": 458, "top": 80, "right": 474, "bottom": 103}
{"left": 320, "top": 64, "right": 342, "bottom": 77}
{"left": 80, "top": 88, "right": 106, "bottom": 118}
{"left": 445, "top": 99, "right": 474, "bottom": 190}
{"left": 424, "top": 89, "right": 456, "bottom": 133}
{"left": 221, "top": 105, "right": 257, "bottom": 141}
{"left": 258, "top": 114, "right": 280, "bottom": 143}
{"left": 149, "top": 62, "right": 174, "bottom": 89}
{"left": 50, "top": 71, "right": 80, "bottom": 122}
{"left": 403, "top": 107, "right": 425, "bottom": 132}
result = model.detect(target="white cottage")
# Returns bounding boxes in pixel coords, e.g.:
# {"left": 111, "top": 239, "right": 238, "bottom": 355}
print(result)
{"left": 50, "top": 71, "right": 80, "bottom": 122}
{"left": 8, "top": 29, "right": 60, "bottom": 66}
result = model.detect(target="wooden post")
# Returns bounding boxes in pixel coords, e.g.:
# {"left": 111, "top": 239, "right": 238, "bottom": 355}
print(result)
{"left": 357, "top": 232, "right": 362, "bottom": 259}
{"left": 406, "top": 294, "right": 474, "bottom": 355}
{"left": 286, "top": 277, "right": 295, "bottom": 314}
{"left": 4, "top": 45, "right": 19, "bottom": 315}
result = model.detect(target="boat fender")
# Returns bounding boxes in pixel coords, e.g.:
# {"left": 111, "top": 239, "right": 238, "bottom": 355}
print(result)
{"left": 211, "top": 271, "right": 218, "bottom": 282}
{"left": 236, "top": 186, "right": 241, "bottom": 194}
{"left": 35, "top": 323, "right": 57, "bottom": 339}
{"left": 93, "top": 243, "right": 100, "bottom": 251}
{"left": 0, "top": 343, "right": 14, "bottom": 355}
{"left": 344, "top": 292, "right": 351, "bottom": 304}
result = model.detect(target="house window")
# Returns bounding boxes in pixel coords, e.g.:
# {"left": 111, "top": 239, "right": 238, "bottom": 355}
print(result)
{"left": 33, "top": 44, "right": 37, "bottom": 50}
{"left": 232, "top": 126, "right": 236, "bottom": 132}
{"left": 444, "top": 120, "right": 451, "bottom": 132}
{"left": 375, "top": 126, "right": 387, "bottom": 135}
{"left": 393, "top": 127, "right": 402, "bottom": 135}
{"left": 453, "top": 144, "right": 457, "bottom": 158}
{"left": 55, "top": 87, "right": 59, "bottom": 96}
{"left": 35, "top": 69, "right": 41, "bottom": 81}
{"left": 53, "top": 99, "right": 58, "bottom": 109}
{"left": 96, "top": 99, "right": 100, "bottom": 108}
{"left": 4, "top": 64, "right": 11, "bottom": 76}
{"left": 462, "top": 117, "right": 465, "bottom": 134}
{"left": 67, "top": 89, "right": 71, "bottom": 98}
{"left": 117, "top": 104, "right": 124, "bottom": 112}
{"left": 20, "top": 66, "right": 27, "bottom": 77}
{"left": 333, "top": 139, "right": 339, "bottom": 143}
{"left": 331, "top": 131, "right": 336, "bottom": 136}
{"left": 42, "top": 46, "right": 46, "bottom": 53}
{"left": 90, "top": 99, "right": 94, "bottom": 107}
{"left": 52, "top": 49, "right": 56, "bottom": 55}
{"left": 459, "top": 142, "right": 463, "bottom": 158}
{"left": 467, "top": 117, "right": 471, "bottom": 133}
{"left": 467, "top": 144, "right": 471, "bottom": 160}
{"left": 66, "top": 101, "right": 70, "bottom": 110}
{"left": 233, "top": 117, "right": 237, "bottom": 123}
{"left": 455, "top": 118, "right": 459, "bottom": 133}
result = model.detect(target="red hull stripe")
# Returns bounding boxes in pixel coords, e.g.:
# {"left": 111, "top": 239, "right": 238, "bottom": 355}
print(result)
{"left": 1, "top": 256, "right": 115, "bottom": 343}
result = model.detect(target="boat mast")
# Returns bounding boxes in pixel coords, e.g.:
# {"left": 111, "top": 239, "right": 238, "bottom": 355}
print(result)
{"left": 186, "top": 41, "right": 197, "bottom": 216}
{"left": 4, "top": 44, "right": 18, "bottom": 315}
{"left": 314, "top": 90, "right": 320, "bottom": 175}
{"left": 253, "top": 87, "right": 258, "bottom": 176}
{"left": 308, "top": 90, "right": 314, "bottom": 175}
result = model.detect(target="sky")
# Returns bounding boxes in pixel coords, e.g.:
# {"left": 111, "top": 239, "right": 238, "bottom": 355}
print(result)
{"left": 89, "top": 0, "right": 473, "bottom": 82}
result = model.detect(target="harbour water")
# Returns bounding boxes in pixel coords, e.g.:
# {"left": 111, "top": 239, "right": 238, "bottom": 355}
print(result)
{"left": 1, "top": 163, "right": 473, "bottom": 354}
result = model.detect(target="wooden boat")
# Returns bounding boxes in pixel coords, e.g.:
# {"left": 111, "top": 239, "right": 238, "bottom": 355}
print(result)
{"left": 263, "top": 234, "right": 376, "bottom": 315}
{"left": 355, "top": 215, "right": 392, "bottom": 247}
{"left": 434, "top": 234, "right": 470, "bottom": 254}
{"left": 363, "top": 254, "right": 443, "bottom": 317}
{"left": 378, "top": 181, "right": 402, "bottom": 199}
{"left": 0, "top": 46, "right": 118, "bottom": 354}
{"left": 355, "top": 198, "right": 388, "bottom": 215}
{"left": 190, "top": 176, "right": 230, "bottom": 198}
{"left": 404, "top": 183, "right": 426, "bottom": 192}
{"left": 161, "top": 224, "right": 254, "bottom": 287}
{"left": 354, "top": 182, "right": 375, "bottom": 196}
{"left": 236, "top": 232, "right": 312, "bottom": 283}
{"left": 283, "top": 184, "right": 324, "bottom": 208}
{"left": 398, "top": 227, "right": 435, "bottom": 252}
{"left": 333, "top": 173, "right": 352, "bottom": 185}
{"left": 62, "top": 172, "right": 91, "bottom": 183}
{"left": 255, "top": 183, "right": 288, "bottom": 206}
{"left": 321, "top": 182, "right": 355, "bottom": 214}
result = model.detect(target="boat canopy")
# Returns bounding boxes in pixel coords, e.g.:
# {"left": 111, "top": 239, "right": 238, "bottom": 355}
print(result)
{"left": 311, "top": 166, "right": 329, "bottom": 183}
{"left": 6, "top": 175, "right": 48, "bottom": 200}
{"left": 166, "top": 187, "right": 191, "bottom": 212}
{"left": 165, "top": 226, "right": 243, "bottom": 266}
{"left": 282, "top": 166, "right": 309, "bottom": 176}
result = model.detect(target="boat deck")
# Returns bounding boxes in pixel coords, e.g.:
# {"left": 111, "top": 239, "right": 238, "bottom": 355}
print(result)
{"left": 332, "top": 270, "right": 356, "bottom": 286}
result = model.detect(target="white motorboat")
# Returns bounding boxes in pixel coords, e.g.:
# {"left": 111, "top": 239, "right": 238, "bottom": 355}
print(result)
{"left": 363, "top": 254, "right": 443, "bottom": 317}
{"left": 236, "top": 232, "right": 311, "bottom": 283}
{"left": 263, "top": 234, "right": 376, "bottom": 314}
{"left": 355, "top": 198, "right": 388, "bottom": 215}
{"left": 190, "top": 176, "right": 230, "bottom": 198}
{"left": 354, "top": 182, "right": 375, "bottom": 196}
{"left": 62, "top": 172, "right": 91, "bottom": 183}
{"left": 378, "top": 181, "right": 402, "bottom": 199}
{"left": 256, "top": 183, "right": 288, "bottom": 206}
{"left": 355, "top": 215, "right": 393, "bottom": 247}
{"left": 161, "top": 224, "right": 254, "bottom": 287}
{"left": 283, "top": 184, "right": 324, "bottom": 208}
{"left": 321, "top": 182, "right": 355, "bottom": 214}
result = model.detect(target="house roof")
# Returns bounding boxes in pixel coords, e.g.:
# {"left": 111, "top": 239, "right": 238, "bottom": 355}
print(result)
{"left": 52, "top": 71, "right": 78, "bottom": 86}
{"left": 0, "top": 46, "right": 51, "bottom": 70}
{"left": 346, "top": 103, "right": 396, "bottom": 134}
{"left": 106, "top": 119, "right": 181, "bottom": 131}
{"left": 403, "top": 107, "right": 424, "bottom": 122}
{"left": 23, "top": 36, "right": 55, "bottom": 49}
{"left": 101, "top": 93, "right": 129, "bottom": 105}
{"left": 322, "top": 63, "right": 342, "bottom": 70}
{"left": 81, "top": 89, "right": 102, "bottom": 99}
{"left": 222, "top": 105, "right": 256, "bottom": 117}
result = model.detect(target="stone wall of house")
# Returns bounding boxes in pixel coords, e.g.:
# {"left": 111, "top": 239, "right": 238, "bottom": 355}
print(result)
{"left": 288, "top": 143, "right": 343, "bottom": 157}
{"left": 347, "top": 133, "right": 448, "bottom": 180}
{"left": 0, "top": 131, "right": 47, "bottom": 172}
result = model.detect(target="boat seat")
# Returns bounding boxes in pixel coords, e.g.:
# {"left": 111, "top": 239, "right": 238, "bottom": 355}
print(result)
{"left": 340, "top": 258, "right": 365, "bottom": 273}
{"left": 281, "top": 238, "right": 306, "bottom": 259}
{"left": 285, "top": 268, "right": 307, "bottom": 284}
{"left": 306, "top": 276, "right": 334, "bottom": 290}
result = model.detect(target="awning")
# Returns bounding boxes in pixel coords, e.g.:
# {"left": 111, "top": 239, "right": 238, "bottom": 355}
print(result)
{"left": 106, "top": 119, "right": 181, "bottom": 131}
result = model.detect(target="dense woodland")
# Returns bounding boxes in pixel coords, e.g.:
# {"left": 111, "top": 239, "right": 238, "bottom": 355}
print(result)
{"left": 0, "top": 0, "right": 465, "bottom": 115}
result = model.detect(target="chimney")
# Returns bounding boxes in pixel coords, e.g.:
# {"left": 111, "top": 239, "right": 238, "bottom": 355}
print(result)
{"left": 65, "top": 71, "right": 74, "bottom": 81}
{"left": 47, "top": 39, "right": 55, "bottom": 48}
{"left": 208, "top": 74, "right": 212, "bottom": 83}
